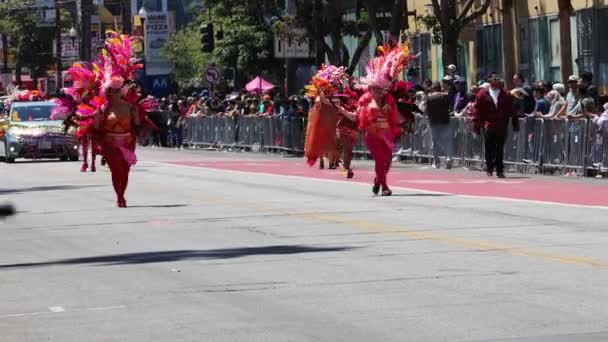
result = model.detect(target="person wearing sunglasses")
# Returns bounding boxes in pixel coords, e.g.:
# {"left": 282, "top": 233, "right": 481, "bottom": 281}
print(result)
{"left": 472, "top": 72, "right": 520, "bottom": 178}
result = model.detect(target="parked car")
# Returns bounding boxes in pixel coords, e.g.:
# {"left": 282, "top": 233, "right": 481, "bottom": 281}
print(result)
{"left": 0, "top": 100, "right": 79, "bottom": 163}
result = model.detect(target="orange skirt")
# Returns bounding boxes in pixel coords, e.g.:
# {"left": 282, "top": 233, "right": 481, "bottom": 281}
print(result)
{"left": 304, "top": 101, "right": 340, "bottom": 166}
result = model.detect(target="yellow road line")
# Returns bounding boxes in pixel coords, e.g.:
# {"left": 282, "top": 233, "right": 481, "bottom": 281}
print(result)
{"left": 29, "top": 160, "right": 608, "bottom": 270}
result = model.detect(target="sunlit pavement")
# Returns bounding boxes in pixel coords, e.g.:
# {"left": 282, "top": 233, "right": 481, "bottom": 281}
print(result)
{"left": 1, "top": 148, "right": 608, "bottom": 341}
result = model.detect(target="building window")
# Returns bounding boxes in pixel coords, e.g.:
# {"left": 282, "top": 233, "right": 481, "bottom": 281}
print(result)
{"left": 475, "top": 24, "right": 502, "bottom": 81}
{"left": 409, "top": 33, "right": 431, "bottom": 83}
{"left": 549, "top": 18, "right": 561, "bottom": 82}
{"left": 518, "top": 16, "right": 557, "bottom": 84}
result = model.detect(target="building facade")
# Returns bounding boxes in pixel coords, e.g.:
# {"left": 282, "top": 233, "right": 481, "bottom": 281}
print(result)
{"left": 399, "top": 0, "right": 608, "bottom": 93}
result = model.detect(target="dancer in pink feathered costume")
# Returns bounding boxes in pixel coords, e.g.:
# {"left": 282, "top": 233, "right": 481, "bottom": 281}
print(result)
{"left": 54, "top": 32, "right": 157, "bottom": 207}
{"left": 358, "top": 43, "right": 413, "bottom": 196}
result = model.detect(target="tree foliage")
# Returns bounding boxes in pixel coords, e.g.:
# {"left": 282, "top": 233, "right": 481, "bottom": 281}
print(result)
{"left": 418, "top": 0, "right": 491, "bottom": 68}
{"left": 162, "top": 25, "right": 210, "bottom": 86}
{"left": 273, "top": 0, "right": 407, "bottom": 75}
{"left": 163, "top": 0, "right": 283, "bottom": 88}
{"left": 0, "top": 0, "right": 73, "bottom": 83}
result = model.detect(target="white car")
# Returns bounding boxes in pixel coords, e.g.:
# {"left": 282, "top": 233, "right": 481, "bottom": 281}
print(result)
{"left": 0, "top": 100, "right": 79, "bottom": 163}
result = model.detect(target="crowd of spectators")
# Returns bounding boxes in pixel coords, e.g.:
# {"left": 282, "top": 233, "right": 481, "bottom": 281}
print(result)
{"left": 144, "top": 89, "right": 312, "bottom": 148}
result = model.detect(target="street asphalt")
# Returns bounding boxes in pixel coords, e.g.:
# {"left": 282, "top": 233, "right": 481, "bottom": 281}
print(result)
{"left": 1, "top": 148, "right": 608, "bottom": 342}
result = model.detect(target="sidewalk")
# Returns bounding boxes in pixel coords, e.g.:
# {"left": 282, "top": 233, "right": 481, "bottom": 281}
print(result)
{"left": 161, "top": 152, "right": 608, "bottom": 207}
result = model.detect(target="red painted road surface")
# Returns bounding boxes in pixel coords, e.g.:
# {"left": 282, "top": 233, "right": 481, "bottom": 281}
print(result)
{"left": 166, "top": 160, "right": 608, "bottom": 207}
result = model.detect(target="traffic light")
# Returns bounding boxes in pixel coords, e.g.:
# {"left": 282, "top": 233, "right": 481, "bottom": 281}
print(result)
{"left": 200, "top": 23, "right": 214, "bottom": 53}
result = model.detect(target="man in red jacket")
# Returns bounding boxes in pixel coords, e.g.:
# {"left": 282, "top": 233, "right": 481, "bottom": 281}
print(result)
{"left": 472, "top": 73, "right": 519, "bottom": 178}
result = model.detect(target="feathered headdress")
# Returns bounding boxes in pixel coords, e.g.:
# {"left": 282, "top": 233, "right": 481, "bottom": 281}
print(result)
{"left": 99, "top": 32, "right": 143, "bottom": 91}
{"left": 305, "top": 64, "right": 348, "bottom": 98}
{"left": 53, "top": 31, "right": 155, "bottom": 134}
{"left": 361, "top": 42, "right": 412, "bottom": 90}
{"left": 12, "top": 90, "right": 46, "bottom": 102}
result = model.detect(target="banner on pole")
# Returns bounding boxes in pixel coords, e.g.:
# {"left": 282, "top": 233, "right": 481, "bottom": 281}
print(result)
{"left": 144, "top": 12, "right": 173, "bottom": 75}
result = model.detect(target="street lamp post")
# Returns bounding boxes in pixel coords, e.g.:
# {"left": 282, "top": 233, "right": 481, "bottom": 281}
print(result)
{"left": 0, "top": 34, "right": 10, "bottom": 92}
{"left": 69, "top": 27, "right": 78, "bottom": 50}
{"left": 55, "top": 0, "right": 62, "bottom": 92}
{"left": 138, "top": 6, "right": 148, "bottom": 53}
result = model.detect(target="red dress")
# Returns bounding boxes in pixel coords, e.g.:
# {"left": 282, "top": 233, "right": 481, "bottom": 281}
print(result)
{"left": 304, "top": 100, "right": 340, "bottom": 166}
{"left": 358, "top": 93, "right": 401, "bottom": 189}
{"left": 100, "top": 112, "right": 137, "bottom": 207}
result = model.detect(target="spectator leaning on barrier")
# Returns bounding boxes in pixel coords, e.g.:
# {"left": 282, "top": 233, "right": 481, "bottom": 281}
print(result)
{"left": 542, "top": 90, "right": 567, "bottom": 120}
{"left": 580, "top": 71, "right": 598, "bottom": 104}
{"left": 453, "top": 77, "right": 468, "bottom": 113}
{"left": 415, "top": 91, "right": 426, "bottom": 114}
{"left": 259, "top": 95, "right": 274, "bottom": 116}
{"left": 593, "top": 103, "right": 608, "bottom": 133}
{"left": 512, "top": 73, "right": 536, "bottom": 116}
{"left": 472, "top": 72, "right": 519, "bottom": 179}
{"left": 425, "top": 81, "right": 454, "bottom": 169}
{"left": 532, "top": 82, "right": 551, "bottom": 117}
{"left": 566, "top": 75, "right": 580, "bottom": 114}
{"left": 553, "top": 83, "right": 567, "bottom": 97}
{"left": 569, "top": 84, "right": 596, "bottom": 119}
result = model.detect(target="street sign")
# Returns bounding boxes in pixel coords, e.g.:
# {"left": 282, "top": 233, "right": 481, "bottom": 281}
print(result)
{"left": 274, "top": 28, "right": 312, "bottom": 59}
{"left": 37, "top": 0, "right": 55, "bottom": 27}
{"left": 204, "top": 66, "right": 221, "bottom": 85}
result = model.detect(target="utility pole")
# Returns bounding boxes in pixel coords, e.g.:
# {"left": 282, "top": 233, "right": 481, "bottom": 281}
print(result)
{"left": 80, "top": 0, "right": 92, "bottom": 61}
{"left": 1, "top": 33, "right": 10, "bottom": 91}
{"left": 1, "top": 34, "right": 8, "bottom": 72}
{"left": 55, "top": 0, "right": 62, "bottom": 90}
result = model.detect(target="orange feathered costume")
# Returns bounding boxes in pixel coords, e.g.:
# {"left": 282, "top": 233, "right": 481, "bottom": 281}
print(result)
{"left": 304, "top": 99, "right": 340, "bottom": 166}
{"left": 303, "top": 65, "right": 347, "bottom": 166}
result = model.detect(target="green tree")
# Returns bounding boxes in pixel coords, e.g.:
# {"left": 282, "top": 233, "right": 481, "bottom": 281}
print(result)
{"left": 419, "top": 0, "right": 491, "bottom": 69}
{"left": 163, "top": 0, "right": 283, "bottom": 88}
{"left": 274, "top": 0, "right": 408, "bottom": 75}
{"left": 0, "top": 0, "right": 73, "bottom": 86}
{"left": 162, "top": 25, "right": 210, "bottom": 87}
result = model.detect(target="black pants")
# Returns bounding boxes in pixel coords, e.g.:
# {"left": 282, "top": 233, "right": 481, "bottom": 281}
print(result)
{"left": 484, "top": 130, "right": 506, "bottom": 174}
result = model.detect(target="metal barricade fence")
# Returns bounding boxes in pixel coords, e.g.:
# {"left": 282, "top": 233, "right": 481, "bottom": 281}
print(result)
{"left": 585, "top": 120, "right": 608, "bottom": 172}
{"left": 565, "top": 119, "right": 588, "bottom": 173}
{"left": 180, "top": 113, "right": 606, "bottom": 176}
{"left": 461, "top": 118, "right": 484, "bottom": 169}
{"left": 449, "top": 117, "right": 466, "bottom": 168}
{"left": 542, "top": 119, "right": 568, "bottom": 168}
{"left": 411, "top": 115, "right": 433, "bottom": 160}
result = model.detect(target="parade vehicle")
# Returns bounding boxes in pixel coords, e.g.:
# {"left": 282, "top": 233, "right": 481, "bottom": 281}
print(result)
{"left": 0, "top": 100, "right": 79, "bottom": 163}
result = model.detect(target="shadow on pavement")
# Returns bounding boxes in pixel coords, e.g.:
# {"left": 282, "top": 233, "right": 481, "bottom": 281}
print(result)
{"left": 389, "top": 193, "right": 450, "bottom": 197}
{"left": 128, "top": 204, "right": 190, "bottom": 209}
{"left": 0, "top": 245, "right": 357, "bottom": 269}
{"left": 0, "top": 185, "right": 104, "bottom": 195}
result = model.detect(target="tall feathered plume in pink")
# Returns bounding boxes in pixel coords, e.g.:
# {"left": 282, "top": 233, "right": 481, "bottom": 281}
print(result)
{"left": 360, "top": 43, "right": 412, "bottom": 90}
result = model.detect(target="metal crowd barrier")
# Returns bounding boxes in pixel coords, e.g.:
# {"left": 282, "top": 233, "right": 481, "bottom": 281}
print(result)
{"left": 181, "top": 114, "right": 608, "bottom": 176}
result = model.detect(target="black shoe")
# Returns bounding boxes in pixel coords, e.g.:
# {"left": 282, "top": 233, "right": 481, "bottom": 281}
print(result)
{"left": 347, "top": 169, "right": 354, "bottom": 179}
{"left": 372, "top": 179, "right": 380, "bottom": 195}
{"left": 486, "top": 171, "right": 493, "bottom": 177}
{"left": 497, "top": 173, "right": 506, "bottom": 179}
{"left": 381, "top": 187, "right": 392, "bottom": 196}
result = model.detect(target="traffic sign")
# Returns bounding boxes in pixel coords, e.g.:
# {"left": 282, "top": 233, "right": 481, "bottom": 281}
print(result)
{"left": 204, "top": 66, "right": 221, "bottom": 85}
